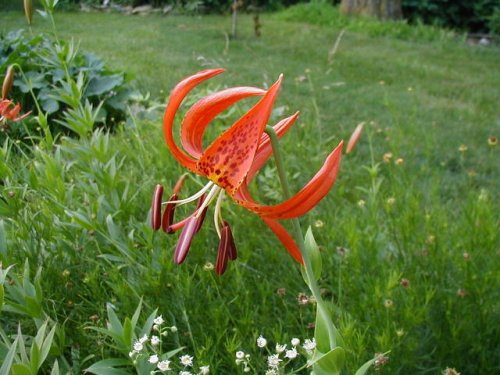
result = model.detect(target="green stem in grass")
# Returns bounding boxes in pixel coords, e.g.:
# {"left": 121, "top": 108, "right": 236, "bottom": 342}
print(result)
{"left": 265, "top": 125, "right": 336, "bottom": 350}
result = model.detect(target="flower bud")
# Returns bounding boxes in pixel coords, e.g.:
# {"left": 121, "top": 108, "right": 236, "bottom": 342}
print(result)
{"left": 346, "top": 122, "right": 364, "bottom": 154}
{"left": 2, "top": 65, "right": 15, "bottom": 99}
{"left": 24, "top": 0, "right": 33, "bottom": 25}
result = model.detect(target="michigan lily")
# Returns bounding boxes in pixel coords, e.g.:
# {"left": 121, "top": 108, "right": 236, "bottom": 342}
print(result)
{"left": 0, "top": 99, "right": 30, "bottom": 126}
{"left": 152, "top": 69, "right": 343, "bottom": 274}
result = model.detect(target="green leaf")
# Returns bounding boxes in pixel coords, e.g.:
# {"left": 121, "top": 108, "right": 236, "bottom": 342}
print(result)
{"left": 163, "top": 346, "right": 185, "bottom": 359}
{"left": 11, "top": 364, "right": 33, "bottom": 375}
{"left": 139, "top": 308, "right": 158, "bottom": 338}
{"left": 310, "top": 347, "right": 345, "bottom": 375}
{"left": 314, "top": 302, "right": 344, "bottom": 352}
{"left": 50, "top": 360, "right": 60, "bottom": 375}
{"left": 0, "top": 285, "right": 4, "bottom": 313}
{"left": 86, "top": 75, "right": 124, "bottom": 97}
{"left": 0, "top": 219, "right": 7, "bottom": 257}
{"left": 84, "top": 359, "right": 131, "bottom": 375}
{"left": 354, "top": 351, "right": 390, "bottom": 375}
{"left": 0, "top": 333, "right": 18, "bottom": 375}
{"left": 106, "top": 303, "right": 123, "bottom": 336}
{"left": 304, "top": 227, "right": 322, "bottom": 281}
{"left": 40, "top": 324, "right": 57, "bottom": 367}
{"left": 130, "top": 298, "right": 143, "bottom": 329}
{"left": 30, "top": 342, "right": 40, "bottom": 374}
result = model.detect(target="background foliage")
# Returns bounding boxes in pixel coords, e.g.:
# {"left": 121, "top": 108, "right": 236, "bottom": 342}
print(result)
{"left": 0, "top": 0, "right": 498, "bottom": 32}
{"left": 1, "top": 6, "right": 499, "bottom": 375}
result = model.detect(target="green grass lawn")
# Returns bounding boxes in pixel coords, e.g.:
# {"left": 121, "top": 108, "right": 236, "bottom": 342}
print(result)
{"left": 1, "top": 8, "right": 499, "bottom": 375}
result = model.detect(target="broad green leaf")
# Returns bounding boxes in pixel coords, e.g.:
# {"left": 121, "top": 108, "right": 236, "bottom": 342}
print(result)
{"left": 11, "top": 364, "right": 32, "bottom": 375}
{"left": 122, "top": 318, "right": 132, "bottom": 350}
{"left": 310, "top": 347, "right": 345, "bottom": 375}
{"left": 86, "top": 75, "right": 124, "bottom": 96}
{"left": 0, "top": 285, "right": 4, "bottom": 313}
{"left": 304, "top": 227, "right": 322, "bottom": 281}
{"left": 84, "top": 359, "right": 131, "bottom": 375}
{"left": 30, "top": 342, "right": 40, "bottom": 374}
{"left": 314, "top": 302, "right": 344, "bottom": 352}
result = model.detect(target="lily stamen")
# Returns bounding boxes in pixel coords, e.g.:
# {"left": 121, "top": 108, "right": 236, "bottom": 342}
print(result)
{"left": 163, "top": 181, "right": 214, "bottom": 206}
{"left": 213, "top": 190, "right": 226, "bottom": 238}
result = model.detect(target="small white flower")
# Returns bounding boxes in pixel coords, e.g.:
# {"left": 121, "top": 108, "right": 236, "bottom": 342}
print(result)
{"left": 153, "top": 315, "right": 165, "bottom": 325}
{"left": 265, "top": 370, "right": 277, "bottom": 375}
{"left": 257, "top": 335, "right": 267, "bottom": 348}
{"left": 170, "top": 326, "right": 178, "bottom": 333}
{"left": 236, "top": 351, "right": 245, "bottom": 359}
{"left": 179, "top": 372, "right": 192, "bottom": 375}
{"left": 139, "top": 334, "right": 149, "bottom": 344}
{"left": 133, "top": 341, "right": 143, "bottom": 352}
{"left": 275, "top": 343, "right": 287, "bottom": 353}
{"left": 128, "top": 351, "right": 135, "bottom": 358}
{"left": 153, "top": 324, "right": 160, "bottom": 331}
{"left": 285, "top": 348, "right": 298, "bottom": 359}
{"left": 157, "top": 360, "right": 171, "bottom": 371}
{"left": 303, "top": 338, "right": 316, "bottom": 352}
{"left": 291, "top": 338, "right": 300, "bottom": 346}
{"left": 199, "top": 365, "right": 210, "bottom": 374}
{"left": 267, "top": 354, "right": 282, "bottom": 369}
{"left": 180, "top": 354, "right": 193, "bottom": 367}
{"left": 149, "top": 354, "right": 159, "bottom": 364}
{"left": 151, "top": 335, "right": 160, "bottom": 346}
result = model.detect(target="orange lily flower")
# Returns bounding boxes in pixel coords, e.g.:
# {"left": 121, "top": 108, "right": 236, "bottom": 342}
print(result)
{"left": 152, "top": 69, "right": 343, "bottom": 274}
{"left": 0, "top": 99, "right": 31, "bottom": 124}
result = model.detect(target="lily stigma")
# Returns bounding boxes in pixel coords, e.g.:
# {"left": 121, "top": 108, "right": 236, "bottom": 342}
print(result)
{"left": 151, "top": 69, "right": 343, "bottom": 275}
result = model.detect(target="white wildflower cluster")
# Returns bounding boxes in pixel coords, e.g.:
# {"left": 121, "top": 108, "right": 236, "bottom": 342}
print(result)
{"left": 236, "top": 335, "right": 314, "bottom": 374}
{"left": 235, "top": 350, "right": 251, "bottom": 372}
{"left": 129, "top": 315, "right": 209, "bottom": 375}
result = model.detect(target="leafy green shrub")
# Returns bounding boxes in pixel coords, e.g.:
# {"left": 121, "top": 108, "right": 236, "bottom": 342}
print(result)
{"left": 275, "top": 2, "right": 457, "bottom": 41}
{"left": 402, "top": 0, "right": 499, "bottom": 33}
{"left": 0, "top": 29, "right": 136, "bottom": 142}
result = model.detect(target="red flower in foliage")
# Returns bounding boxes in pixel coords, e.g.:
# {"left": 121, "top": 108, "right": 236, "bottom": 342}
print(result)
{"left": 151, "top": 69, "right": 343, "bottom": 274}
{"left": 0, "top": 99, "right": 30, "bottom": 125}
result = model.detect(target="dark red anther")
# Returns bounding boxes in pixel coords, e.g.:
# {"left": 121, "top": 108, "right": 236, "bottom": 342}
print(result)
{"left": 194, "top": 194, "right": 208, "bottom": 234}
{"left": 162, "top": 193, "right": 178, "bottom": 233}
{"left": 174, "top": 216, "right": 199, "bottom": 264}
{"left": 151, "top": 184, "right": 164, "bottom": 231}
{"left": 225, "top": 222, "right": 237, "bottom": 261}
{"left": 215, "top": 222, "right": 237, "bottom": 275}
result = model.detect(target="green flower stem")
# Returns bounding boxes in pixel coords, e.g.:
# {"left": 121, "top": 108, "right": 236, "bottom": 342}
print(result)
{"left": 265, "top": 125, "right": 337, "bottom": 350}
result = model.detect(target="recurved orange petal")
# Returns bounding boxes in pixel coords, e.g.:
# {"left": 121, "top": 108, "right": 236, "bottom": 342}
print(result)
{"left": 163, "top": 69, "right": 224, "bottom": 172}
{"left": 261, "top": 218, "right": 303, "bottom": 263}
{"left": 181, "top": 86, "right": 265, "bottom": 158}
{"left": 236, "top": 141, "right": 343, "bottom": 220}
{"left": 196, "top": 76, "right": 283, "bottom": 195}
